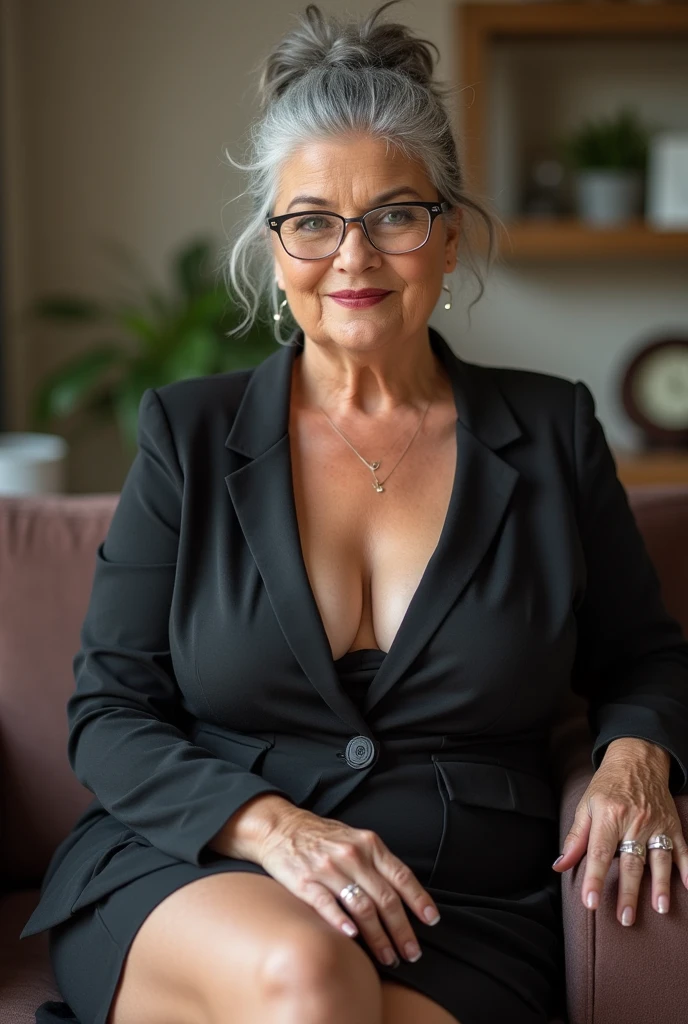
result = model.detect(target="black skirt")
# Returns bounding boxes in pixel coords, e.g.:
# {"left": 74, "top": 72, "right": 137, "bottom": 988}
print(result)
{"left": 32, "top": 650, "right": 569, "bottom": 1024}
{"left": 42, "top": 860, "right": 566, "bottom": 1024}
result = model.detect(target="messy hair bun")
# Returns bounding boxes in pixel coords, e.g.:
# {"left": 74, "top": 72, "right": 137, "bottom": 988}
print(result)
{"left": 220, "top": 1, "right": 499, "bottom": 340}
{"left": 258, "top": 1, "right": 442, "bottom": 109}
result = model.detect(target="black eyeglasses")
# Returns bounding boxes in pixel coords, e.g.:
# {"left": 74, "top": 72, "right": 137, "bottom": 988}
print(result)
{"left": 266, "top": 200, "right": 452, "bottom": 260}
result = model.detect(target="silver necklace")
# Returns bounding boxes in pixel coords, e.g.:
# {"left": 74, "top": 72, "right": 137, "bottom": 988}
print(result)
{"left": 318, "top": 399, "right": 431, "bottom": 493}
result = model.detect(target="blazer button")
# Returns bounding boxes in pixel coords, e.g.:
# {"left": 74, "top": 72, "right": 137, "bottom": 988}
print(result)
{"left": 345, "top": 735, "right": 378, "bottom": 769}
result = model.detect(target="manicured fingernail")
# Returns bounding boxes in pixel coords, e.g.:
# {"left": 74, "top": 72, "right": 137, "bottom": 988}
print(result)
{"left": 586, "top": 891, "right": 599, "bottom": 910}
{"left": 658, "top": 895, "right": 669, "bottom": 914}
{"left": 552, "top": 855, "right": 564, "bottom": 868}
{"left": 622, "top": 906, "right": 634, "bottom": 926}
{"left": 404, "top": 941, "right": 422, "bottom": 962}
{"left": 424, "top": 906, "right": 441, "bottom": 924}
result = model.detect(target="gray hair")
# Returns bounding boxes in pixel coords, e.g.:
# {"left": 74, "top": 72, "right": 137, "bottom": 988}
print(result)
{"left": 219, "top": 0, "right": 500, "bottom": 341}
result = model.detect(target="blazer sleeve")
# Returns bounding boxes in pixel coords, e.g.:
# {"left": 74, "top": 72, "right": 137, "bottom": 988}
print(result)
{"left": 66, "top": 387, "right": 296, "bottom": 866}
{"left": 570, "top": 379, "right": 688, "bottom": 796}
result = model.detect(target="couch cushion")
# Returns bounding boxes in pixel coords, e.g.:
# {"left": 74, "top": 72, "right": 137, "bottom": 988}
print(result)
{"left": 0, "top": 495, "right": 118, "bottom": 889}
{"left": 625, "top": 485, "right": 688, "bottom": 634}
{"left": 0, "top": 888, "right": 61, "bottom": 1021}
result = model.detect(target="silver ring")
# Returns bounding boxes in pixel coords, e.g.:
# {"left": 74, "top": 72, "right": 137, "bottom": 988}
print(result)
{"left": 340, "top": 883, "right": 365, "bottom": 903}
{"left": 617, "top": 840, "right": 646, "bottom": 859}
{"left": 647, "top": 834, "right": 674, "bottom": 852}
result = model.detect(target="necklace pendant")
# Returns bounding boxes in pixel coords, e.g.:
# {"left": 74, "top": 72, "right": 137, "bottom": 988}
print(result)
{"left": 373, "top": 481, "right": 384, "bottom": 493}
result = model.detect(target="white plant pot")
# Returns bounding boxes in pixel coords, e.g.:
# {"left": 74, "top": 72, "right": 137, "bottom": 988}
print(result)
{"left": 0, "top": 433, "right": 69, "bottom": 495}
{"left": 574, "top": 170, "right": 644, "bottom": 226}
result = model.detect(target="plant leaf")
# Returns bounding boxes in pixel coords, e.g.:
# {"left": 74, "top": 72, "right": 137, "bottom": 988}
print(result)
{"left": 112, "top": 306, "right": 164, "bottom": 349}
{"left": 217, "top": 333, "right": 280, "bottom": 371}
{"left": 26, "top": 297, "right": 108, "bottom": 325}
{"left": 29, "top": 346, "right": 126, "bottom": 427}
{"left": 174, "top": 238, "right": 215, "bottom": 300}
{"left": 30, "top": 234, "right": 281, "bottom": 453}
{"left": 159, "top": 327, "right": 219, "bottom": 381}
{"left": 562, "top": 107, "right": 649, "bottom": 171}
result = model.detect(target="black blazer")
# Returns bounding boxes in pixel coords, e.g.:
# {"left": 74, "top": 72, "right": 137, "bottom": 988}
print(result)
{"left": 20, "top": 325, "right": 688, "bottom": 939}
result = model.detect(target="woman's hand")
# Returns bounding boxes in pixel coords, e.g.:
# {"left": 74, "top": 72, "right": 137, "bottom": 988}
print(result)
{"left": 552, "top": 737, "right": 688, "bottom": 925}
{"left": 257, "top": 804, "right": 441, "bottom": 967}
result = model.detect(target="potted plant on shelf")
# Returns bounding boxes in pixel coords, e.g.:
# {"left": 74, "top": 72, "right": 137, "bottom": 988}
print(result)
{"left": 559, "top": 107, "right": 652, "bottom": 227}
{"left": 26, "top": 236, "right": 280, "bottom": 457}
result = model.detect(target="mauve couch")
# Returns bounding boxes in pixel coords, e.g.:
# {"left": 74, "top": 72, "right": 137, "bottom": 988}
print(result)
{"left": 1, "top": 485, "right": 688, "bottom": 1024}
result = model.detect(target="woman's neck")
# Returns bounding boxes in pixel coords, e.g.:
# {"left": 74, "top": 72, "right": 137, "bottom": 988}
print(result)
{"left": 292, "top": 330, "right": 448, "bottom": 417}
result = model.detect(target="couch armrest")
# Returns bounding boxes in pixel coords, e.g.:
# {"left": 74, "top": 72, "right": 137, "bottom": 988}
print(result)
{"left": 552, "top": 714, "right": 688, "bottom": 1024}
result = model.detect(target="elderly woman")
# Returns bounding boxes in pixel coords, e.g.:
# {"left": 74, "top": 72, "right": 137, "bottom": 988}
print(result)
{"left": 20, "top": 3, "right": 688, "bottom": 1024}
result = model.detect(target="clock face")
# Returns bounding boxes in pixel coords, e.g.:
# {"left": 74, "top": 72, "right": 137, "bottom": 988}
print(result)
{"left": 631, "top": 344, "right": 688, "bottom": 431}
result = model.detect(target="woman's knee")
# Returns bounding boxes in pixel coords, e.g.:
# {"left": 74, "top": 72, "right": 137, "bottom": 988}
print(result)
{"left": 260, "top": 923, "right": 381, "bottom": 1000}
{"left": 246, "top": 925, "right": 382, "bottom": 1023}
{"left": 95, "top": 870, "right": 381, "bottom": 1024}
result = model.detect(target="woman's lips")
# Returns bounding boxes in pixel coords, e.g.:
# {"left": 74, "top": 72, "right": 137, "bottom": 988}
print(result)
{"left": 328, "top": 292, "right": 391, "bottom": 308}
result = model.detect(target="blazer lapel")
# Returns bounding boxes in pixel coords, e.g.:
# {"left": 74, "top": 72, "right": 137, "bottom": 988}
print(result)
{"left": 361, "top": 334, "right": 522, "bottom": 714}
{"left": 224, "top": 328, "right": 371, "bottom": 736}
{"left": 224, "top": 325, "right": 523, "bottom": 730}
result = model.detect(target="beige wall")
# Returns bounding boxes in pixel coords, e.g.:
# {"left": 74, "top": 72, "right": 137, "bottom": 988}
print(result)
{"left": 2, "top": 0, "right": 687, "bottom": 492}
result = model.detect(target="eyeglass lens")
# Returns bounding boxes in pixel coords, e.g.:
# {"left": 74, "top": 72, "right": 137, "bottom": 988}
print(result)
{"left": 279, "top": 205, "right": 431, "bottom": 258}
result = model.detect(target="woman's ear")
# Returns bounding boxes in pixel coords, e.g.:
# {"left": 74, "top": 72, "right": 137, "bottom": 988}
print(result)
{"left": 445, "top": 207, "right": 462, "bottom": 273}
{"left": 274, "top": 259, "right": 285, "bottom": 291}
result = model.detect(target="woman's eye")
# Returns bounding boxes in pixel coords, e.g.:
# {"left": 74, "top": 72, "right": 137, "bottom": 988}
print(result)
{"left": 381, "top": 209, "right": 411, "bottom": 225}
{"left": 296, "top": 217, "right": 326, "bottom": 231}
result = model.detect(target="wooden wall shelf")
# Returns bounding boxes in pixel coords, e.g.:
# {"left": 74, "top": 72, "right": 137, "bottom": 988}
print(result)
{"left": 460, "top": 3, "right": 688, "bottom": 40}
{"left": 612, "top": 449, "right": 688, "bottom": 488}
{"left": 493, "top": 219, "right": 688, "bottom": 262}
{"left": 458, "top": 3, "right": 688, "bottom": 263}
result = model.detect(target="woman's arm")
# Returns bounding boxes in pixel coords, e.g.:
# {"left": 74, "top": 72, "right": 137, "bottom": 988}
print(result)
{"left": 67, "top": 388, "right": 296, "bottom": 866}
{"left": 570, "top": 379, "right": 688, "bottom": 796}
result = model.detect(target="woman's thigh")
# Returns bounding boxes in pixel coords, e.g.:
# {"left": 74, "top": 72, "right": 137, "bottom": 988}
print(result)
{"left": 97, "top": 870, "right": 380, "bottom": 1024}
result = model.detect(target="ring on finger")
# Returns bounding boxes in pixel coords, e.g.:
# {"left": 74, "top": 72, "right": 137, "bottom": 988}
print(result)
{"left": 647, "top": 835, "right": 674, "bottom": 914}
{"left": 338, "top": 882, "right": 401, "bottom": 967}
{"left": 617, "top": 839, "right": 646, "bottom": 859}
{"left": 340, "top": 882, "right": 367, "bottom": 903}
{"left": 647, "top": 834, "right": 674, "bottom": 852}
{"left": 616, "top": 840, "right": 646, "bottom": 927}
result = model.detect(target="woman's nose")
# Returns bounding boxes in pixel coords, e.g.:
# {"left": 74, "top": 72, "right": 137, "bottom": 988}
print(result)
{"left": 333, "top": 222, "right": 381, "bottom": 268}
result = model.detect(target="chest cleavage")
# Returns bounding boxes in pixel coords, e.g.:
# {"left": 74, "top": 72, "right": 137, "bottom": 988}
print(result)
{"left": 289, "top": 386, "right": 458, "bottom": 661}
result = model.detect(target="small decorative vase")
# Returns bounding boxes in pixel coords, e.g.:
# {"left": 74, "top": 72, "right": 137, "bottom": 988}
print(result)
{"left": 0, "top": 433, "right": 69, "bottom": 494}
{"left": 573, "top": 170, "right": 644, "bottom": 226}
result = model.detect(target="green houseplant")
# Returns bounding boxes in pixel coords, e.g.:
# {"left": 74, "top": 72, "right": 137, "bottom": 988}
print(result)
{"left": 558, "top": 108, "right": 652, "bottom": 225}
{"left": 27, "top": 237, "right": 280, "bottom": 455}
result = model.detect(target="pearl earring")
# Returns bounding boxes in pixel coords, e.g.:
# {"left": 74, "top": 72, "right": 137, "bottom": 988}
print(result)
{"left": 442, "top": 283, "right": 452, "bottom": 311}
{"left": 272, "top": 288, "right": 291, "bottom": 345}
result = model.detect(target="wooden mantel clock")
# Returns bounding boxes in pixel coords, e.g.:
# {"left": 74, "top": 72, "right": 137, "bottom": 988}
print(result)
{"left": 620, "top": 336, "right": 688, "bottom": 451}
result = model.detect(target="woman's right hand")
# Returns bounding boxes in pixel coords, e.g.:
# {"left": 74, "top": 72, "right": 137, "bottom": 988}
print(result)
{"left": 257, "top": 805, "right": 441, "bottom": 967}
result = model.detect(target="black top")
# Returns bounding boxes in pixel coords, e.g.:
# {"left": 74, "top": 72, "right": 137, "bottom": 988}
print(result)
{"left": 334, "top": 648, "right": 388, "bottom": 709}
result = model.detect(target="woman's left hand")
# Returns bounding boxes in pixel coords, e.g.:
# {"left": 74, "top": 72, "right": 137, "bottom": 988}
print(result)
{"left": 552, "top": 737, "right": 688, "bottom": 926}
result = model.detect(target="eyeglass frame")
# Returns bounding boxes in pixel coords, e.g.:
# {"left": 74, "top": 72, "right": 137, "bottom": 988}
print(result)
{"left": 266, "top": 199, "right": 453, "bottom": 260}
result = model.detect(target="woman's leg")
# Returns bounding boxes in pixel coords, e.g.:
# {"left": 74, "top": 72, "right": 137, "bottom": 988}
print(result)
{"left": 381, "top": 981, "right": 462, "bottom": 1024}
{"left": 104, "top": 871, "right": 383, "bottom": 1024}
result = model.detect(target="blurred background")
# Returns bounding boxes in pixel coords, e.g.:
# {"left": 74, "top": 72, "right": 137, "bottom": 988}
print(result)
{"left": 0, "top": 0, "right": 687, "bottom": 493}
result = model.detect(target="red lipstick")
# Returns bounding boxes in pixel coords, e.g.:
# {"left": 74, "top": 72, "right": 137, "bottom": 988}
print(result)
{"left": 328, "top": 288, "right": 392, "bottom": 308}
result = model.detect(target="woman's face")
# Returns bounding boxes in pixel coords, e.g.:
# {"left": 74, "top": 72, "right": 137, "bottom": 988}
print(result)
{"left": 269, "top": 135, "right": 461, "bottom": 355}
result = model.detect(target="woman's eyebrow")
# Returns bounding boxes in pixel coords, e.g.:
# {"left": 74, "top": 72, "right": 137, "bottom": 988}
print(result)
{"left": 285, "top": 186, "right": 424, "bottom": 212}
